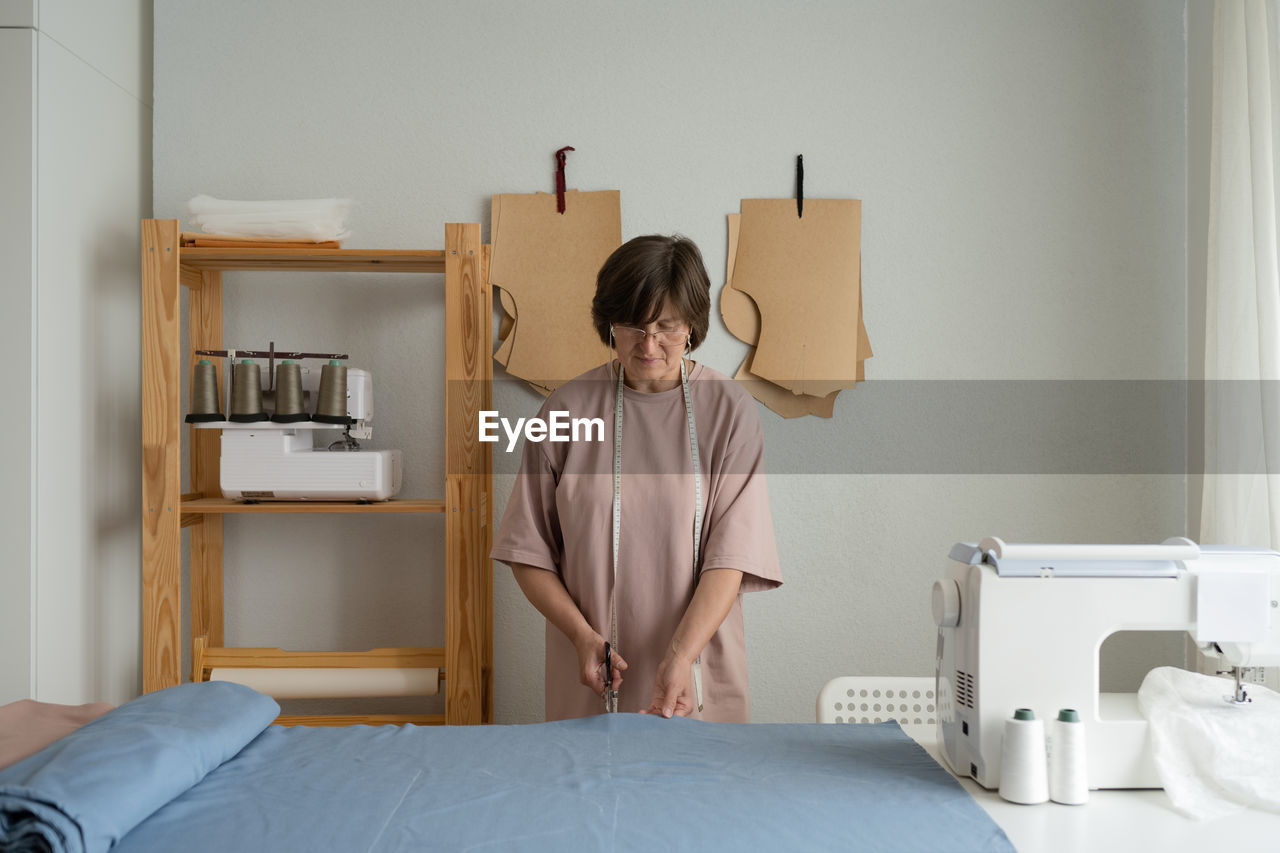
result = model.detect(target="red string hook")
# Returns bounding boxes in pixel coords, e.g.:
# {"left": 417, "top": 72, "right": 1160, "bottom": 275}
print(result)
{"left": 555, "top": 146, "right": 575, "bottom": 214}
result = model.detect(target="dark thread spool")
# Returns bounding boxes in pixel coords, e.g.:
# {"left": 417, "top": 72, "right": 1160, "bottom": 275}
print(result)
{"left": 186, "top": 359, "right": 224, "bottom": 422}
{"left": 229, "top": 359, "right": 269, "bottom": 422}
{"left": 271, "top": 360, "right": 310, "bottom": 423}
{"left": 313, "top": 360, "right": 352, "bottom": 424}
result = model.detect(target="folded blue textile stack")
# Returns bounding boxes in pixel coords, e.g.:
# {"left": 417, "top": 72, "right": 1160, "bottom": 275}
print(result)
{"left": 0, "top": 682, "right": 278, "bottom": 853}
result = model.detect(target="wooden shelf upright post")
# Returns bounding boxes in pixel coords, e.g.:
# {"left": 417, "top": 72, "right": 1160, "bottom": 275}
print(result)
{"left": 444, "top": 223, "right": 493, "bottom": 725}
{"left": 141, "top": 220, "right": 182, "bottom": 692}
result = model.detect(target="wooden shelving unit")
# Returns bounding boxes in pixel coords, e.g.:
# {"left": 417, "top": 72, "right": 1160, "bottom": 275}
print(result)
{"left": 141, "top": 220, "right": 493, "bottom": 725}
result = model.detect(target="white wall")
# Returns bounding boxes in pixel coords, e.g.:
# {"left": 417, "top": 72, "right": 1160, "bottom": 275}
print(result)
{"left": 0, "top": 0, "right": 151, "bottom": 705}
{"left": 153, "top": 0, "right": 1190, "bottom": 722}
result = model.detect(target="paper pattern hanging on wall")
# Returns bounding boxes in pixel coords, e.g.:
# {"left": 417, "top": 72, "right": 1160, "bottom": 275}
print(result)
{"left": 721, "top": 200, "right": 871, "bottom": 417}
{"left": 489, "top": 190, "right": 620, "bottom": 394}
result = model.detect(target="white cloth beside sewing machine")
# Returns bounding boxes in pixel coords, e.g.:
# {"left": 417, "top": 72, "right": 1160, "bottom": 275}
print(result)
{"left": 1138, "top": 666, "right": 1280, "bottom": 821}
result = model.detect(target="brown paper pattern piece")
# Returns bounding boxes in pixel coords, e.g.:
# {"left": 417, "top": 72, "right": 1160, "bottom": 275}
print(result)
{"left": 721, "top": 211, "right": 870, "bottom": 417}
{"left": 721, "top": 214, "right": 758, "bottom": 343}
{"left": 723, "top": 214, "right": 835, "bottom": 417}
{"left": 723, "top": 213, "right": 872, "bottom": 361}
{"left": 731, "top": 198, "right": 862, "bottom": 398}
{"left": 734, "top": 349, "right": 838, "bottom": 418}
{"left": 494, "top": 284, "right": 551, "bottom": 396}
{"left": 489, "top": 190, "right": 619, "bottom": 391}
{"left": 495, "top": 287, "right": 517, "bottom": 364}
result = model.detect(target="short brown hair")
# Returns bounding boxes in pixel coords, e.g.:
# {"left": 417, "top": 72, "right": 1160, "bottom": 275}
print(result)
{"left": 591, "top": 235, "right": 711, "bottom": 350}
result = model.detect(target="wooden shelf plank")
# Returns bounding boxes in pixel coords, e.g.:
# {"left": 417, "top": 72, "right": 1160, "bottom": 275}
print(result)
{"left": 178, "top": 247, "right": 447, "bottom": 274}
{"left": 274, "top": 714, "right": 444, "bottom": 727}
{"left": 198, "top": 646, "right": 446, "bottom": 669}
{"left": 181, "top": 497, "right": 445, "bottom": 514}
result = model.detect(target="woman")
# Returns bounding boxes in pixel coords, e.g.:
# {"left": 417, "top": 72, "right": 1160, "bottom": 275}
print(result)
{"left": 491, "top": 235, "right": 781, "bottom": 722}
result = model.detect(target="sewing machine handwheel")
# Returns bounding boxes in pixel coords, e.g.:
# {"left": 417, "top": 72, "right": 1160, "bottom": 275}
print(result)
{"left": 932, "top": 579, "right": 961, "bottom": 627}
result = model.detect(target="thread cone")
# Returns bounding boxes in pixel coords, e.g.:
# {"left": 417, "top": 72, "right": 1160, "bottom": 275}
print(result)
{"left": 271, "top": 361, "right": 310, "bottom": 423}
{"left": 313, "top": 360, "right": 352, "bottom": 424}
{"left": 229, "top": 360, "right": 269, "bottom": 422}
{"left": 186, "top": 359, "right": 224, "bottom": 423}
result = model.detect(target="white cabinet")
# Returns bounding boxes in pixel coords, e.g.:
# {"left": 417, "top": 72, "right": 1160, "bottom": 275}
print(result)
{"left": 0, "top": 27, "right": 37, "bottom": 705}
{"left": 0, "top": 5, "right": 150, "bottom": 706}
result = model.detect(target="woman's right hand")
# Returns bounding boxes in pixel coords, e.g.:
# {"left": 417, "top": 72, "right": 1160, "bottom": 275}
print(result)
{"left": 510, "top": 565, "right": 629, "bottom": 700}
{"left": 574, "top": 632, "right": 628, "bottom": 697}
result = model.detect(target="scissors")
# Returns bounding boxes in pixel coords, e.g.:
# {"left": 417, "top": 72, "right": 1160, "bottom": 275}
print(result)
{"left": 603, "top": 642, "right": 619, "bottom": 713}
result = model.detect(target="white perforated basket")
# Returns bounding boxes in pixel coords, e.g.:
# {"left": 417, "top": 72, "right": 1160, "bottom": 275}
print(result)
{"left": 816, "top": 676, "right": 937, "bottom": 725}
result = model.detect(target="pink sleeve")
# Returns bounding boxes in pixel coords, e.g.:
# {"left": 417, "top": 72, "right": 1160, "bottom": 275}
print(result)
{"left": 700, "top": 401, "right": 782, "bottom": 593}
{"left": 490, "top": 439, "right": 562, "bottom": 574}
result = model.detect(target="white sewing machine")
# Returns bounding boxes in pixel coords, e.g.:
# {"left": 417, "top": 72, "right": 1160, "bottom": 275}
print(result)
{"left": 933, "top": 537, "right": 1280, "bottom": 789}
{"left": 196, "top": 366, "right": 402, "bottom": 501}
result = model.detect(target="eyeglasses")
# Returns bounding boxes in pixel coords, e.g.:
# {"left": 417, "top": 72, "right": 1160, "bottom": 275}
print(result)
{"left": 610, "top": 324, "right": 690, "bottom": 348}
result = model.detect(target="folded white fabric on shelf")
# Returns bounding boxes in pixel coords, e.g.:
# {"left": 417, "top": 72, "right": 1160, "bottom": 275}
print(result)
{"left": 1138, "top": 666, "right": 1280, "bottom": 820}
{"left": 187, "top": 194, "right": 352, "bottom": 241}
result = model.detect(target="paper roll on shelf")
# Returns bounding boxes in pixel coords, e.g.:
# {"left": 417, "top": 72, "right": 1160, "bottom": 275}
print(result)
{"left": 209, "top": 667, "right": 440, "bottom": 699}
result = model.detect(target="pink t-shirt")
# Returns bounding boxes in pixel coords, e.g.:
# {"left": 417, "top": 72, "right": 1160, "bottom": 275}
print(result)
{"left": 491, "top": 362, "right": 782, "bottom": 722}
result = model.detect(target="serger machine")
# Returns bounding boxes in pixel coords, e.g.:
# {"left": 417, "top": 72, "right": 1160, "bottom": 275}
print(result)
{"left": 192, "top": 357, "right": 402, "bottom": 501}
{"left": 933, "top": 537, "right": 1280, "bottom": 789}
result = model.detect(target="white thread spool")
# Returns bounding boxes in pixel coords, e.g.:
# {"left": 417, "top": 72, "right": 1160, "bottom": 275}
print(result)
{"left": 1049, "top": 708, "right": 1089, "bottom": 805}
{"left": 999, "top": 708, "right": 1048, "bottom": 804}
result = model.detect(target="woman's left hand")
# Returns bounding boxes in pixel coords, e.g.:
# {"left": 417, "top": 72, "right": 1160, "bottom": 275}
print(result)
{"left": 641, "top": 652, "right": 696, "bottom": 718}
{"left": 639, "top": 570, "right": 741, "bottom": 719}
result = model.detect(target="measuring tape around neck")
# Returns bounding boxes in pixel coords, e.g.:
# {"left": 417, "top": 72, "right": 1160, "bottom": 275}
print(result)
{"left": 608, "top": 357, "right": 704, "bottom": 713}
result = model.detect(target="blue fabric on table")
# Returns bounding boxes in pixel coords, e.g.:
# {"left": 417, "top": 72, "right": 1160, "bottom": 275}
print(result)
{"left": 114, "top": 714, "right": 1013, "bottom": 853}
{"left": 0, "top": 682, "right": 278, "bottom": 853}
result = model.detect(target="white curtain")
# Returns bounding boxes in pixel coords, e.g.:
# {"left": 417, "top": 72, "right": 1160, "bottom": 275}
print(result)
{"left": 1202, "top": 0, "right": 1280, "bottom": 548}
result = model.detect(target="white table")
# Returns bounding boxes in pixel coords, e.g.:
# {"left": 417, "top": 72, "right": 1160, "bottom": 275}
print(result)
{"left": 901, "top": 725, "right": 1280, "bottom": 853}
